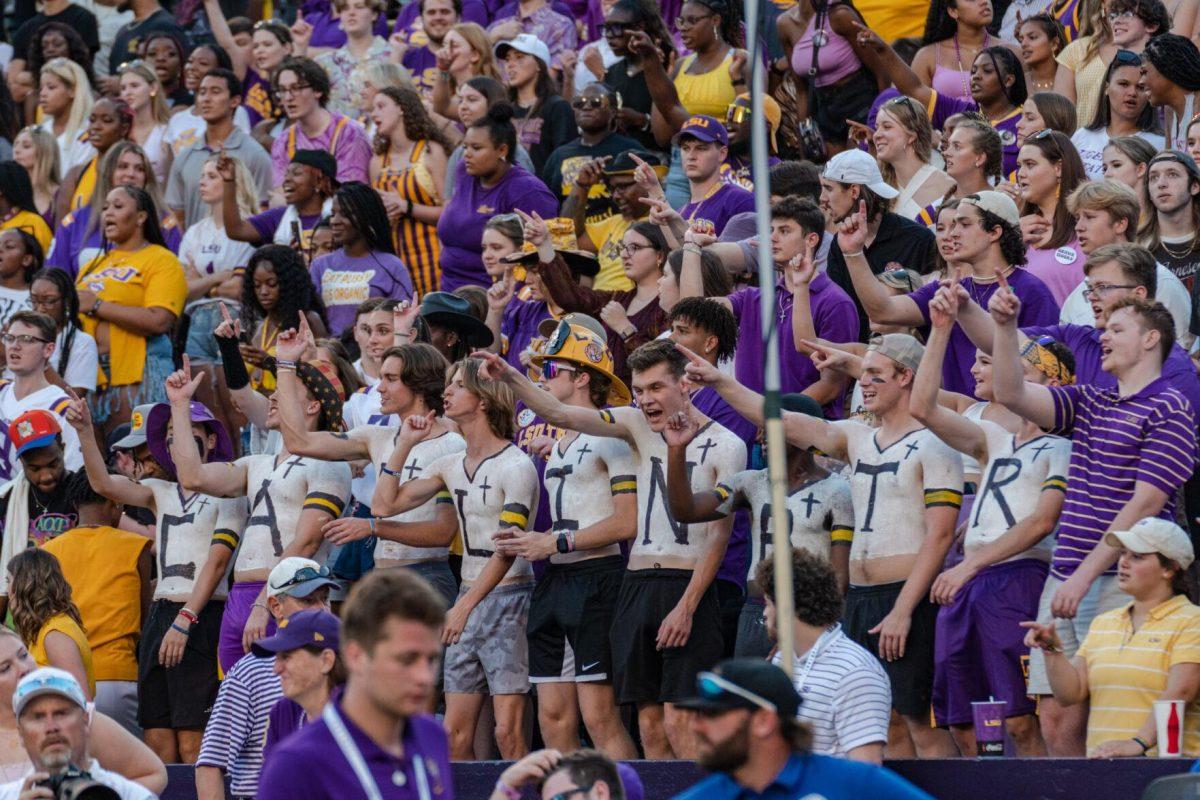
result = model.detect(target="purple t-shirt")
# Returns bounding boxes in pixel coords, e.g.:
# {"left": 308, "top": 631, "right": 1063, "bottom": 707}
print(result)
{"left": 302, "top": 0, "right": 390, "bottom": 48}
{"left": 679, "top": 182, "right": 756, "bottom": 237}
{"left": 402, "top": 46, "right": 441, "bottom": 97}
{"left": 691, "top": 387, "right": 754, "bottom": 588}
{"left": 728, "top": 274, "right": 859, "bottom": 418}
{"left": 929, "top": 92, "right": 1021, "bottom": 178}
{"left": 1023, "top": 239, "right": 1085, "bottom": 306}
{"left": 501, "top": 291, "right": 549, "bottom": 371}
{"left": 263, "top": 697, "right": 307, "bottom": 761}
{"left": 248, "top": 207, "right": 324, "bottom": 245}
{"left": 258, "top": 700, "right": 454, "bottom": 800}
{"left": 1022, "top": 323, "right": 1200, "bottom": 414}
{"left": 310, "top": 250, "right": 414, "bottom": 335}
{"left": 392, "top": 0, "right": 487, "bottom": 36}
{"left": 270, "top": 113, "right": 372, "bottom": 186}
{"left": 436, "top": 162, "right": 558, "bottom": 291}
{"left": 1047, "top": 378, "right": 1196, "bottom": 579}
{"left": 910, "top": 268, "right": 1058, "bottom": 396}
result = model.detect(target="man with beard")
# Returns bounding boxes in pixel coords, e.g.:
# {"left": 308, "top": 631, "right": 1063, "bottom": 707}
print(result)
{"left": 395, "top": 0, "right": 487, "bottom": 96}
{"left": 671, "top": 660, "right": 932, "bottom": 799}
{"left": 820, "top": 149, "right": 937, "bottom": 341}
{"left": 542, "top": 84, "right": 640, "bottom": 220}
{"left": 720, "top": 94, "right": 781, "bottom": 192}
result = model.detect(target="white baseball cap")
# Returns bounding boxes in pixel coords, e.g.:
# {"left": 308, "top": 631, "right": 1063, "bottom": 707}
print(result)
{"left": 960, "top": 190, "right": 1021, "bottom": 228}
{"left": 267, "top": 557, "right": 339, "bottom": 599}
{"left": 1105, "top": 517, "right": 1195, "bottom": 569}
{"left": 494, "top": 33, "right": 551, "bottom": 70}
{"left": 13, "top": 668, "right": 87, "bottom": 717}
{"left": 822, "top": 149, "right": 898, "bottom": 199}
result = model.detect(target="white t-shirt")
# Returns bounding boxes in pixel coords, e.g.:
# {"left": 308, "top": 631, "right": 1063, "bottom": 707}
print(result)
{"left": 772, "top": 625, "right": 891, "bottom": 757}
{"left": 0, "top": 382, "right": 83, "bottom": 481}
{"left": 3, "top": 328, "right": 98, "bottom": 393}
{"left": 0, "top": 287, "right": 29, "bottom": 330}
{"left": 39, "top": 118, "right": 95, "bottom": 174}
{"left": 178, "top": 217, "right": 256, "bottom": 313}
{"left": 164, "top": 105, "right": 253, "bottom": 156}
{"left": 0, "top": 759, "right": 156, "bottom": 800}
{"left": 1059, "top": 262, "right": 1193, "bottom": 349}
{"left": 1071, "top": 127, "right": 1165, "bottom": 180}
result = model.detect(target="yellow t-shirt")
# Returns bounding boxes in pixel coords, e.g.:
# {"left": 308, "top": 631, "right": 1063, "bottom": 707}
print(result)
{"left": 30, "top": 613, "right": 95, "bottom": 698}
{"left": 76, "top": 244, "right": 187, "bottom": 388}
{"left": 44, "top": 526, "right": 148, "bottom": 683}
{"left": 1057, "top": 37, "right": 1109, "bottom": 130}
{"left": 1, "top": 211, "right": 52, "bottom": 256}
{"left": 586, "top": 215, "right": 636, "bottom": 292}
{"left": 1076, "top": 595, "right": 1200, "bottom": 756}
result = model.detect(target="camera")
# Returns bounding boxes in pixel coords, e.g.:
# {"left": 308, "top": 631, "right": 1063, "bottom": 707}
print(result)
{"left": 36, "top": 765, "right": 120, "bottom": 800}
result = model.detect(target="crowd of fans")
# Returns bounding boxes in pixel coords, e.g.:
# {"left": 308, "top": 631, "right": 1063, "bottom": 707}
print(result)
{"left": 0, "top": 0, "right": 1194, "bottom": 795}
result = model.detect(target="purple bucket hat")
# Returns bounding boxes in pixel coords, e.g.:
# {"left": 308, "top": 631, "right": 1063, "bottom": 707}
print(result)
{"left": 146, "top": 401, "right": 234, "bottom": 477}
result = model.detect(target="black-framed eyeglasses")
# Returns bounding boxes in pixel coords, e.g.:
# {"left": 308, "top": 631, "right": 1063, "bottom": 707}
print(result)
{"left": 270, "top": 565, "right": 331, "bottom": 591}
{"left": 572, "top": 96, "right": 612, "bottom": 110}
{"left": 0, "top": 333, "right": 48, "bottom": 347}
{"left": 675, "top": 12, "right": 714, "bottom": 27}
{"left": 28, "top": 294, "right": 62, "bottom": 309}
{"left": 620, "top": 241, "right": 656, "bottom": 255}
{"left": 546, "top": 784, "right": 595, "bottom": 800}
{"left": 275, "top": 82, "right": 312, "bottom": 97}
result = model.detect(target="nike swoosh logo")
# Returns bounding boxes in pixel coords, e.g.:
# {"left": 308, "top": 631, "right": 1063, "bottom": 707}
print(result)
{"left": 581, "top": 662, "right": 600, "bottom": 671}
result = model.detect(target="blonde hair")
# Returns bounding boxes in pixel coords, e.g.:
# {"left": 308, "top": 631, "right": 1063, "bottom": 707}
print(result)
{"left": 16, "top": 126, "right": 61, "bottom": 194}
{"left": 360, "top": 61, "right": 415, "bottom": 95}
{"left": 118, "top": 61, "right": 170, "bottom": 125}
{"left": 450, "top": 23, "right": 502, "bottom": 83}
{"left": 876, "top": 97, "right": 934, "bottom": 188}
{"left": 447, "top": 357, "right": 515, "bottom": 440}
{"left": 204, "top": 154, "right": 258, "bottom": 218}
{"left": 39, "top": 58, "right": 93, "bottom": 144}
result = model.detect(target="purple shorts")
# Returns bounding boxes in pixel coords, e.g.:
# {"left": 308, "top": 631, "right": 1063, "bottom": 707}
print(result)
{"left": 218, "top": 581, "right": 277, "bottom": 675}
{"left": 932, "top": 558, "right": 1048, "bottom": 727}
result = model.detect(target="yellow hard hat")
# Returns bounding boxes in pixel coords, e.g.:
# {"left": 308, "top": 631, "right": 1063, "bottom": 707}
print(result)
{"left": 530, "top": 321, "right": 631, "bottom": 406}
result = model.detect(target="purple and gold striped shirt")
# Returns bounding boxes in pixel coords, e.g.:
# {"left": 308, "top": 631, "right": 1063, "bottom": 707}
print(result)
{"left": 1049, "top": 378, "right": 1197, "bottom": 579}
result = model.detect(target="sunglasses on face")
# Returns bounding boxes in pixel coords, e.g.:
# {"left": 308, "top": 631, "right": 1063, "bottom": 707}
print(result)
{"left": 572, "top": 96, "right": 612, "bottom": 110}
{"left": 541, "top": 361, "right": 577, "bottom": 381}
{"left": 726, "top": 104, "right": 752, "bottom": 125}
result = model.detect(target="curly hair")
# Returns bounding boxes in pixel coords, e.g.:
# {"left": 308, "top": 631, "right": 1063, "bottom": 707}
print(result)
{"left": 8, "top": 549, "right": 84, "bottom": 648}
{"left": 755, "top": 548, "right": 843, "bottom": 628}
{"left": 241, "top": 244, "right": 320, "bottom": 335}
{"left": 668, "top": 297, "right": 738, "bottom": 362}
{"left": 971, "top": 205, "right": 1029, "bottom": 267}
{"left": 273, "top": 57, "right": 332, "bottom": 108}
{"left": 27, "top": 22, "right": 94, "bottom": 96}
{"left": 372, "top": 86, "right": 449, "bottom": 156}
{"left": 1143, "top": 33, "right": 1200, "bottom": 92}
{"left": 30, "top": 267, "right": 82, "bottom": 377}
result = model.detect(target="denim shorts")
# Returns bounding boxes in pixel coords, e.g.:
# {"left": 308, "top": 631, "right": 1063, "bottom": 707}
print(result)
{"left": 184, "top": 301, "right": 239, "bottom": 364}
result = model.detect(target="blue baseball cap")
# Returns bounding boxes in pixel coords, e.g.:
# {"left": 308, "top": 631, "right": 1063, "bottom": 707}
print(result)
{"left": 10, "top": 409, "right": 62, "bottom": 458}
{"left": 251, "top": 608, "right": 340, "bottom": 657}
{"left": 674, "top": 115, "right": 729, "bottom": 147}
{"left": 13, "top": 667, "right": 87, "bottom": 717}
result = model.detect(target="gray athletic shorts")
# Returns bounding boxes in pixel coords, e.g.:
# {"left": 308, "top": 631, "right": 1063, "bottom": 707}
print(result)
{"left": 444, "top": 581, "right": 532, "bottom": 695}
{"left": 1026, "top": 573, "right": 1129, "bottom": 694}
{"left": 404, "top": 559, "right": 459, "bottom": 609}
{"left": 734, "top": 597, "right": 773, "bottom": 659}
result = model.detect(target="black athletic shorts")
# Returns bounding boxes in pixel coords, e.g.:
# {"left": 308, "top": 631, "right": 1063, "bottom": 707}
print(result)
{"left": 610, "top": 568, "right": 723, "bottom": 705}
{"left": 529, "top": 555, "right": 624, "bottom": 683}
{"left": 843, "top": 581, "right": 939, "bottom": 718}
{"left": 137, "top": 598, "right": 223, "bottom": 730}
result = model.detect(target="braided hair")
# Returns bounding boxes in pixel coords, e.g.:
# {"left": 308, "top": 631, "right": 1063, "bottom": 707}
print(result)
{"left": 690, "top": 0, "right": 744, "bottom": 48}
{"left": 1143, "top": 34, "right": 1200, "bottom": 92}
{"left": 29, "top": 268, "right": 81, "bottom": 379}
{"left": 334, "top": 182, "right": 396, "bottom": 256}
{"left": 980, "top": 45, "right": 1027, "bottom": 109}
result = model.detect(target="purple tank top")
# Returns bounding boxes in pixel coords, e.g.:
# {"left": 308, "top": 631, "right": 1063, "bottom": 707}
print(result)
{"left": 790, "top": 10, "right": 859, "bottom": 87}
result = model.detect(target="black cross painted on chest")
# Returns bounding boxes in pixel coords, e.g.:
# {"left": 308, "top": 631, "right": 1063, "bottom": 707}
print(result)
{"left": 799, "top": 492, "right": 821, "bottom": 518}
{"left": 479, "top": 477, "right": 492, "bottom": 505}
{"left": 404, "top": 457, "right": 422, "bottom": 480}
{"left": 903, "top": 442, "right": 920, "bottom": 460}
{"left": 1030, "top": 441, "right": 1053, "bottom": 462}
{"left": 575, "top": 442, "right": 593, "bottom": 465}
{"left": 696, "top": 438, "right": 716, "bottom": 465}
{"left": 281, "top": 456, "right": 306, "bottom": 478}
{"left": 180, "top": 491, "right": 211, "bottom": 514}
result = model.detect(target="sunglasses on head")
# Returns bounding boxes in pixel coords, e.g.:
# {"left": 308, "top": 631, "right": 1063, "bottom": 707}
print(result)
{"left": 270, "top": 565, "right": 331, "bottom": 591}
{"left": 1112, "top": 48, "right": 1142, "bottom": 67}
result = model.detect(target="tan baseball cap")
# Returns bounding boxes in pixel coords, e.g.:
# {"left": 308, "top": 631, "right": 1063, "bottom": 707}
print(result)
{"left": 1105, "top": 517, "right": 1195, "bottom": 569}
{"left": 867, "top": 333, "right": 925, "bottom": 373}
{"left": 960, "top": 190, "right": 1021, "bottom": 227}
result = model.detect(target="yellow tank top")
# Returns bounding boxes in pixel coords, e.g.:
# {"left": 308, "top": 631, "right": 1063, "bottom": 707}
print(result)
{"left": 31, "top": 613, "right": 95, "bottom": 698}
{"left": 673, "top": 52, "right": 737, "bottom": 119}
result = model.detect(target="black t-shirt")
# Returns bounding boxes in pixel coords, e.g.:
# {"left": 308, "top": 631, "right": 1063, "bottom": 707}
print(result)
{"left": 109, "top": 8, "right": 185, "bottom": 75}
{"left": 512, "top": 94, "right": 577, "bottom": 176}
{"left": 826, "top": 211, "right": 937, "bottom": 342}
{"left": 0, "top": 468, "right": 80, "bottom": 548}
{"left": 13, "top": 4, "right": 99, "bottom": 62}
{"left": 603, "top": 60, "right": 661, "bottom": 155}
{"left": 540, "top": 131, "right": 641, "bottom": 224}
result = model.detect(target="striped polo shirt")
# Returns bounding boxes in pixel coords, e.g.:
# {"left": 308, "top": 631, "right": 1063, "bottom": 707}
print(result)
{"left": 1076, "top": 595, "right": 1200, "bottom": 756}
{"left": 196, "top": 654, "right": 282, "bottom": 798}
{"left": 1049, "top": 378, "right": 1197, "bottom": 580}
{"left": 772, "top": 625, "right": 891, "bottom": 756}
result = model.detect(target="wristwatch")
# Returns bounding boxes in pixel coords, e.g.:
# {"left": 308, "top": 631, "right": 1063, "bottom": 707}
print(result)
{"left": 556, "top": 532, "right": 571, "bottom": 554}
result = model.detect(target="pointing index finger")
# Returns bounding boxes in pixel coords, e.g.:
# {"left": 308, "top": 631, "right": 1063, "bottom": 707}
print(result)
{"left": 995, "top": 267, "right": 1011, "bottom": 291}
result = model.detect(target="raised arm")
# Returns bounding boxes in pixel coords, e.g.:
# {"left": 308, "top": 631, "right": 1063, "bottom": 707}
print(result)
{"left": 204, "top": 0, "right": 248, "bottom": 80}
{"left": 908, "top": 295, "right": 988, "bottom": 463}
{"left": 678, "top": 344, "right": 848, "bottom": 458}
{"left": 63, "top": 393, "right": 155, "bottom": 509}
{"left": 369, "top": 413, "right": 451, "bottom": 517}
{"left": 625, "top": 31, "right": 690, "bottom": 144}
{"left": 484, "top": 271, "right": 516, "bottom": 354}
{"left": 836, "top": 201, "right": 924, "bottom": 327}
{"left": 166, "top": 357, "right": 250, "bottom": 497}
{"left": 677, "top": 230, "right": 730, "bottom": 307}
{"left": 851, "top": 22, "right": 933, "bottom": 108}
{"left": 217, "top": 151, "right": 265, "bottom": 244}
{"left": 212, "top": 304, "right": 269, "bottom": 428}
{"left": 988, "top": 273, "right": 1056, "bottom": 429}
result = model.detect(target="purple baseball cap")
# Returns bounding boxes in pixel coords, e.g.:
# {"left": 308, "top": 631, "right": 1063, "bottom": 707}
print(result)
{"left": 146, "top": 401, "right": 234, "bottom": 478}
{"left": 674, "top": 115, "right": 729, "bottom": 148}
{"left": 251, "top": 608, "right": 340, "bottom": 657}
